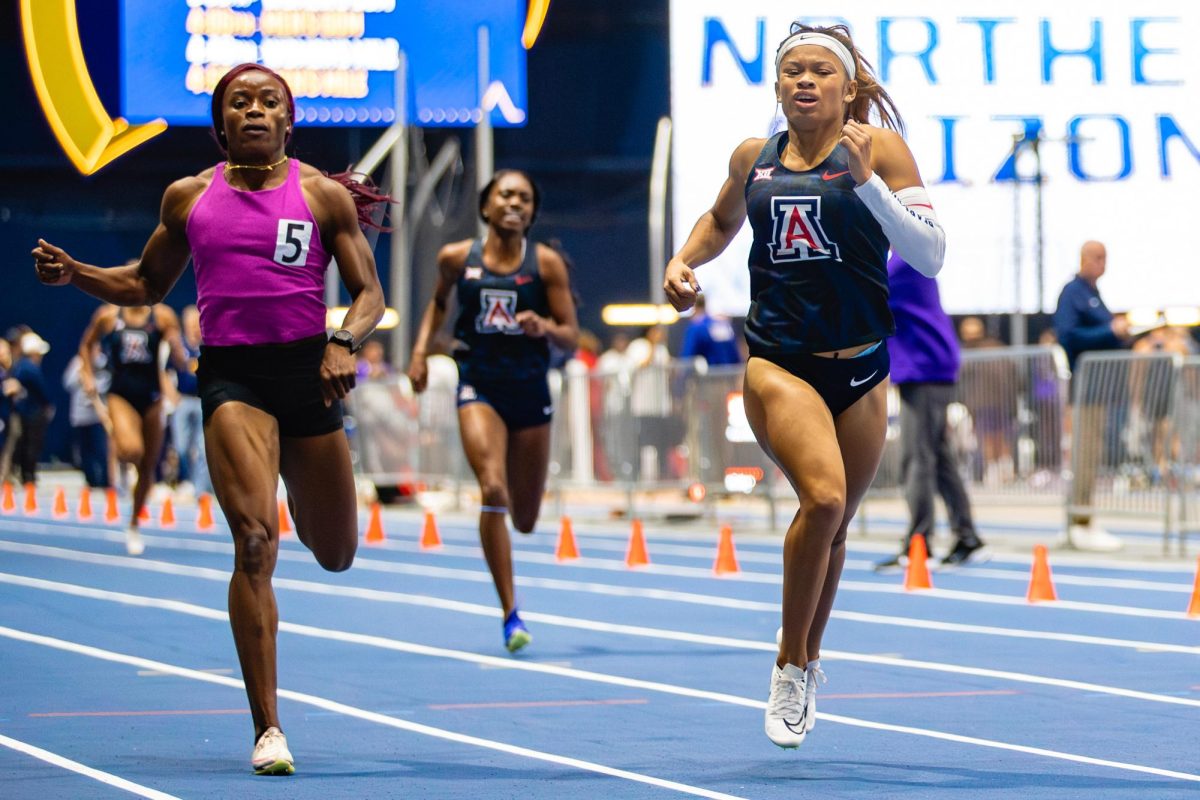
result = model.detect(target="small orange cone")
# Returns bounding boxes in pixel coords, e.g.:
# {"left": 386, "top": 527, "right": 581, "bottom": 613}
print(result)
{"left": 1185, "top": 557, "right": 1200, "bottom": 618}
{"left": 1027, "top": 544, "right": 1058, "bottom": 603}
{"left": 625, "top": 519, "right": 650, "bottom": 568}
{"left": 277, "top": 498, "right": 292, "bottom": 537}
{"left": 104, "top": 488, "right": 120, "bottom": 523}
{"left": 196, "top": 493, "right": 215, "bottom": 531}
{"left": 1, "top": 482, "right": 14, "bottom": 514}
{"left": 137, "top": 504, "right": 151, "bottom": 523}
{"left": 904, "top": 533, "right": 933, "bottom": 591}
{"left": 713, "top": 523, "right": 740, "bottom": 575}
{"left": 419, "top": 510, "right": 441, "bottom": 550}
{"left": 159, "top": 496, "right": 176, "bottom": 527}
{"left": 364, "top": 502, "right": 385, "bottom": 545}
{"left": 555, "top": 516, "right": 579, "bottom": 561}
{"left": 52, "top": 486, "right": 68, "bottom": 519}
{"left": 77, "top": 487, "right": 93, "bottom": 521}
{"left": 23, "top": 483, "right": 38, "bottom": 515}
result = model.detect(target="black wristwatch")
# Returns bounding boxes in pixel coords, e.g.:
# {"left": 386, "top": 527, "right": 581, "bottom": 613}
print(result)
{"left": 329, "top": 329, "right": 358, "bottom": 352}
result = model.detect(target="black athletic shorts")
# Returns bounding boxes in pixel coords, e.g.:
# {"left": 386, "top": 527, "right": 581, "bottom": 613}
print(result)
{"left": 197, "top": 333, "right": 342, "bottom": 438}
{"left": 108, "top": 377, "right": 161, "bottom": 417}
{"left": 455, "top": 374, "right": 553, "bottom": 431}
{"left": 752, "top": 340, "right": 890, "bottom": 418}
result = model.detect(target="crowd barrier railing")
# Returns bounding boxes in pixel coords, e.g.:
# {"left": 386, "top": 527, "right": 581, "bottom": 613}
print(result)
{"left": 344, "top": 347, "right": 1196, "bottom": 552}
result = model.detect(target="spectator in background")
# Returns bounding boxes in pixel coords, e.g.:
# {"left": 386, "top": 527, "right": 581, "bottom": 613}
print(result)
{"left": 170, "top": 305, "right": 209, "bottom": 498}
{"left": 959, "top": 315, "right": 1018, "bottom": 485}
{"left": 1053, "top": 240, "right": 1132, "bottom": 551}
{"left": 0, "top": 340, "right": 20, "bottom": 482}
{"left": 12, "top": 332, "right": 55, "bottom": 485}
{"left": 627, "top": 325, "right": 676, "bottom": 480}
{"left": 0, "top": 325, "right": 32, "bottom": 484}
{"left": 875, "top": 254, "right": 987, "bottom": 571}
{"left": 596, "top": 331, "right": 633, "bottom": 482}
{"left": 63, "top": 341, "right": 112, "bottom": 489}
{"left": 355, "top": 339, "right": 393, "bottom": 381}
{"left": 680, "top": 294, "right": 742, "bottom": 368}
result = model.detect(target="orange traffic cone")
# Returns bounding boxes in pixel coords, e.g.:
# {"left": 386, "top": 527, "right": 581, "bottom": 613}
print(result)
{"left": 137, "top": 504, "right": 150, "bottom": 523}
{"left": 625, "top": 519, "right": 650, "bottom": 568}
{"left": 904, "top": 533, "right": 933, "bottom": 591}
{"left": 1, "top": 482, "right": 14, "bottom": 514}
{"left": 1186, "top": 557, "right": 1200, "bottom": 618}
{"left": 364, "top": 502, "right": 385, "bottom": 545}
{"left": 159, "top": 496, "right": 176, "bottom": 527}
{"left": 197, "top": 493, "right": 215, "bottom": 531}
{"left": 23, "top": 483, "right": 38, "bottom": 516}
{"left": 52, "top": 486, "right": 68, "bottom": 519}
{"left": 555, "top": 516, "right": 579, "bottom": 561}
{"left": 419, "top": 510, "right": 441, "bottom": 550}
{"left": 104, "top": 488, "right": 120, "bottom": 523}
{"left": 713, "top": 523, "right": 740, "bottom": 575}
{"left": 1026, "top": 544, "right": 1058, "bottom": 603}
{"left": 277, "top": 498, "right": 292, "bottom": 537}
{"left": 77, "top": 487, "right": 93, "bottom": 521}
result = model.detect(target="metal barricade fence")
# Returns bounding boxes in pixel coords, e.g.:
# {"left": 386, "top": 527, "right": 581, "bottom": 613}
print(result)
{"left": 864, "top": 346, "right": 1070, "bottom": 506}
{"left": 1170, "top": 356, "right": 1200, "bottom": 550}
{"left": 1067, "top": 351, "right": 1181, "bottom": 550}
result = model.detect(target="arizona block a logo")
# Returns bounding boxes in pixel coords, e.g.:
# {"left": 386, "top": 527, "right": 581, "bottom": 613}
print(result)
{"left": 476, "top": 288, "right": 521, "bottom": 334}
{"left": 769, "top": 196, "right": 840, "bottom": 263}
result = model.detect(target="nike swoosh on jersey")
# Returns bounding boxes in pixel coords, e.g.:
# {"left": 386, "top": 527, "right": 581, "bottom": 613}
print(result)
{"left": 821, "top": 169, "right": 851, "bottom": 181}
{"left": 849, "top": 370, "right": 879, "bottom": 387}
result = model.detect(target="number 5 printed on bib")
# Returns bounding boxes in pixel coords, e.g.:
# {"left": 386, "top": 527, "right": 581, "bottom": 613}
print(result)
{"left": 274, "top": 219, "right": 313, "bottom": 266}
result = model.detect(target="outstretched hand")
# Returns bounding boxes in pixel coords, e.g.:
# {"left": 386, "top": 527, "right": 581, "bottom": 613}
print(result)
{"left": 839, "top": 120, "right": 874, "bottom": 185}
{"left": 664, "top": 257, "right": 701, "bottom": 312}
{"left": 406, "top": 357, "right": 428, "bottom": 394}
{"left": 32, "top": 239, "right": 77, "bottom": 286}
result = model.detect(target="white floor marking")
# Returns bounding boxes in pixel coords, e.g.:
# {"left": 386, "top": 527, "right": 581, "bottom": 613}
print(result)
{"left": 0, "top": 732, "right": 182, "bottom": 799}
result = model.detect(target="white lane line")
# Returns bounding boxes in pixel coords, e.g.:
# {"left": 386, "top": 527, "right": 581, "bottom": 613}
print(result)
{"left": 3, "top": 569, "right": 1200, "bottom": 713}
{"left": 4, "top": 536, "right": 1200, "bottom": 658}
{"left": 0, "top": 732, "right": 182, "bottom": 800}
{"left": 0, "top": 627, "right": 746, "bottom": 800}
{"left": 2, "top": 596, "right": 1198, "bottom": 785}
{"left": 3, "top": 529, "right": 1196, "bottom": 624}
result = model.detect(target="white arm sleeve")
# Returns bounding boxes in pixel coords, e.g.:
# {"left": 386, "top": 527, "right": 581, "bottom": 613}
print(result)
{"left": 853, "top": 174, "right": 946, "bottom": 277}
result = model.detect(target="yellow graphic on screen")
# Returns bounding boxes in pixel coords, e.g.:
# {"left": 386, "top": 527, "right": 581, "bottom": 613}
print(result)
{"left": 22, "top": 1, "right": 550, "bottom": 175}
{"left": 20, "top": 0, "right": 168, "bottom": 175}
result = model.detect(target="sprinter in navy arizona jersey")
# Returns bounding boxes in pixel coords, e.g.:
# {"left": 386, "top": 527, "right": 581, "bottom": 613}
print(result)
{"left": 78, "top": 303, "right": 184, "bottom": 556}
{"left": 664, "top": 22, "right": 946, "bottom": 749}
{"left": 408, "top": 170, "right": 579, "bottom": 654}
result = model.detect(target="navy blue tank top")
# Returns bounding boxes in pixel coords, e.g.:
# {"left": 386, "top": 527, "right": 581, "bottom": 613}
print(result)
{"left": 104, "top": 310, "right": 162, "bottom": 392}
{"left": 743, "top": 133, "right": 893, "bottom": 354}
{"left": 453, "top": 239, "right": 551, "bottom": 382}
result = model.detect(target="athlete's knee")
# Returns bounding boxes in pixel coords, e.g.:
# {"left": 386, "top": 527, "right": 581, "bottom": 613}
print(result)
{"left": 801, "top": 483, "right": 846, "bottom": 527}
{"left": 479, "top": 480, "right": 510, "bottom": 511}
{"left": 314, "top": 539, "right": 356, "bottom": 572}
{"left": 115, "top": 442, "right": 144, "bottom": 465}
{"left": 232, "top": 520, "right": 276, "bottom": 576}
{"left": 511, "top": 510, "right": 537, "bottom": 534}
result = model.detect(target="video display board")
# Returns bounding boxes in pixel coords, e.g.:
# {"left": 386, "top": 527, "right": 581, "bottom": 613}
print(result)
{"left": 670, "top": 1, "right": 1198, "bottom": 314}
{"left": 120, "top": 0, "right": 528, "bottom": 128}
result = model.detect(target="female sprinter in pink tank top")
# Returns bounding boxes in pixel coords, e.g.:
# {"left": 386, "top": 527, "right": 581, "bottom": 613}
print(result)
{"left": 32, "top": 64, "right": 386, "bottom": 776}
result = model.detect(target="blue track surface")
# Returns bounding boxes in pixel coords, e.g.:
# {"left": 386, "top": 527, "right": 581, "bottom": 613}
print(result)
{"left": 1, "top": 499, "right": 1198, "bottom": 799}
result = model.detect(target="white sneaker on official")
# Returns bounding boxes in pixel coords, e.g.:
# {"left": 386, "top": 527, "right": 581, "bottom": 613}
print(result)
{"left": 765, "top": 663, "right": 808, "bottom": 748}
{"left": 124, "top": 527, "right": 144, "bottom": 557}
{"left": 805, "top": 660, "right": 826, "bottom": 733}
{"left": 1067, "top": 524, "right": 1123, "bottom": 553}
{"left": 251, "top": 726, "right": 295, "bottom": 775}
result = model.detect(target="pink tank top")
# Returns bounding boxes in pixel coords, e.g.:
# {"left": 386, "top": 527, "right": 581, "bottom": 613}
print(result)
{"left": 186, "top": 159, "right": 330, "bottom": 346}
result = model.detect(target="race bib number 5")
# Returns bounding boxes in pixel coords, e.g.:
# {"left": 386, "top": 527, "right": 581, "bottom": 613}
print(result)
{"left": 274, "top": 219, "right": 313, "bottom": 266}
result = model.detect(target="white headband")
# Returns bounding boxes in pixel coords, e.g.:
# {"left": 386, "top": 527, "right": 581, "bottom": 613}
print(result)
{"left": 774, "top": 32, "right": 856, "bottom": 79}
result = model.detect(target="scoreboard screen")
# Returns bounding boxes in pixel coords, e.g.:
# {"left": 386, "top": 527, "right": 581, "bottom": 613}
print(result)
{"left": 119, "top": 0, "right": 528, "bottom": 128}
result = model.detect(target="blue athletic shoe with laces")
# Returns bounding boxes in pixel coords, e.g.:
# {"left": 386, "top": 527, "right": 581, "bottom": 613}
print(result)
{"left": 503, "top": 608, "right": 531, "bottom": 653}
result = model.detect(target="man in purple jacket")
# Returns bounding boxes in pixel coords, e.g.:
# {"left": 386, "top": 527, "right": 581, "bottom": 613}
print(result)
{"left": 875, "top": 254, "right": 988, "bottom": 570}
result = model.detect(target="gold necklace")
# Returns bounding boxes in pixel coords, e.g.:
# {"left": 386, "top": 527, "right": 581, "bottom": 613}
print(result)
{"left": 224, "top": 155, "right": 288, "bottom": 172}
